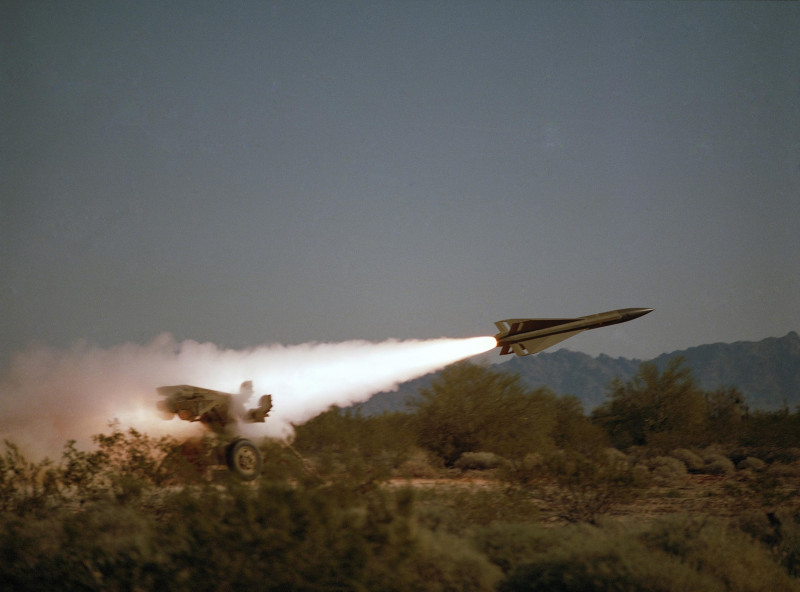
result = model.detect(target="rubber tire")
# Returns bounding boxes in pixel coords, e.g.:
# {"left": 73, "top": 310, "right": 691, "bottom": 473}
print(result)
{"left": 226, "top": 439, "right": 262, "bottom": 481}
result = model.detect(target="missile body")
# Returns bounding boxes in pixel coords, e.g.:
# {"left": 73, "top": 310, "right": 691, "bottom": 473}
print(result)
{"left": 494, "top": 307, "right": 653, "bottom": 357}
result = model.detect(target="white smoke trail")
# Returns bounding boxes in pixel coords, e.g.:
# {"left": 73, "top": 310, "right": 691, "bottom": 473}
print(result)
{"left": 0, "top": 334, "right": 497, "bottom": 458}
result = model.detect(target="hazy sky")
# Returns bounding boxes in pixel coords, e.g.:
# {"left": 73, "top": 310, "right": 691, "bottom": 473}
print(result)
{"left": 3, "top": 1, "right": 799, "bottom": 367}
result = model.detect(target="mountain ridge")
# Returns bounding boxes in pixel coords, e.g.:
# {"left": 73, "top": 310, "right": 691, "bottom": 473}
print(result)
{"left": 357, "top": 331, "right": 800, "bottom": 414}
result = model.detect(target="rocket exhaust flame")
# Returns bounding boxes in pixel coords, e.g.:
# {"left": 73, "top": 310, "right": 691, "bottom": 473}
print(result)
{"left": 0, "top": 333, "right": 497, "bottom": 458}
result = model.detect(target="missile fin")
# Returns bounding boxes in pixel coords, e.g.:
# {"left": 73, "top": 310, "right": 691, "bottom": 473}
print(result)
{"left": 510, "top": 343, "right": 527, "bottom": 356}
{"left": 515, "top": 329, "right": 586, "bottom": 356}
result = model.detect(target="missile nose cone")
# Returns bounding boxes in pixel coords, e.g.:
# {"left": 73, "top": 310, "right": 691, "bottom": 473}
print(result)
{"left": 622, "top": 308, "right": 654, "bottom": 320}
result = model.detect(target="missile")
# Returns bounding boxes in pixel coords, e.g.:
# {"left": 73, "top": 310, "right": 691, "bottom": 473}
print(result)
{"left": 494, "top": 307, "right": 653, "bottom": 356}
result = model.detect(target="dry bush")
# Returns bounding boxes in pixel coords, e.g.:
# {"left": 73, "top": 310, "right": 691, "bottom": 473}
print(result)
{"left": 1, "top": 474, "right": 504, "bottom": 591}
{"left": 0, "top": 441, "right": 60, "bottom": 516}
{"left": 394, "top": 448, "right": 443, "bottom": 479}
{"left": 603, "top": 448, "right": 629, "bottom": 465}
{"left": 737, "top": 457, "right": 766, "bottom": 471}
{"left": 455, "top": 452, "right": 509, "bottom": 471}
{"left": 671, "top": 448, "right": 705, "bottom": 472}
{"left": 535, "top": 451, "right": 643, "bottom": 524}
{"left": 703, "top": 453, "right": 736, "bottom": 476}
{"left": 480, "top": 515, "right": 800, "bottom": 592}
{"left": 415, "top": 485, "right": 540, "bottom": 534}
{"left": 648, "top": 456, "right": 688, "bottom": 485}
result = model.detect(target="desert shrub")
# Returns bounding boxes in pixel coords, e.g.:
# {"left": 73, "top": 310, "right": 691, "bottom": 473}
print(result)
{"left": 736, "top": 511, "right": 779, "bottom": 544}
{"left": 592, "top": 357, "right": 707, "bottom": 450}
{"left": 764, "top": 447, "right": 800, "bottom": 465}
{"left": 770, "top": 511, "right": 800, "bottom": 577}
{"left": 411, "top": 362, "right": 558, "bottom": 466}
{"left": 92, "top": 425, "right": 179, "bottom": 486}
{"left": 256, "top": 439, "right": 315, "bottom": 483}
{"left": 532, "top": 450, "right": 643, "bottom": 524}
{"left": 648, "top": 456, "right": 687, "bottom": 485}
{"left": 737, "top": 456, "right": 766, "bottom": 471}
{"left": 642, "top": 515, "right": 800, "bottom": 591}
{"left": 494, "top": 522, "right": 716, "bottom": 592}
{"left": 369, "top": 528, "right": 502, "bottom": 592}
{"left": 486, "top": 517, "right": 800, "bottom": 592}
{"left": 415, "top": 486, "right": 540, "bottom": 534}
{"left": 394, "top": 447, "right": 442, "bottom": 479}
{"left": 497, "top": 453, "right": 546, "bottom": 488}
{"left": 740, "top": 409, "right": 800, "bottom": 449}
{"left": 293, "top": 408, "right": 415, "bottom": 459}
{"left": 725, "top": 467, "right": 799, "bottom": 509}
{"left": 765, "top": 462, "right": 800, "bottom": 479}
{"left": 59, "top": 425, "right": 183, "bottom": 502}
{"left": 603, "top": 447, "right": 629, "bottom": 465}
{"left": 736, "top": 510, "right": 800, "bottom": 576}
{"left": 293, "top": 408, "right": 417, "bottom": 489}
{"left": 473, "top": 523, "right": 553, "bottom": 575}
{"left": 551, "top": 395, "right": 610, "bottom": 453}
{"left": 0, "top": 441, "right": 60, "bottom": 516}
{"left": 705, "top": 386, "right": 747, "bottom": 444}
{"left": 455, "top": 452, "right": 508, "bottom": 471}
{"left": 0, "top": 501, "right": 169, "bottom": 590}
{"left": 157, "top": 434, "right": 226, "bottom": 483}
{"left": 703, "top": 453, "right": 736, "bottom": 475}
{"left": 671, "top": 448, "right": 705, "bottom": 472}
{"left": 0, "top": 480, "right": 502, "bottom": 591}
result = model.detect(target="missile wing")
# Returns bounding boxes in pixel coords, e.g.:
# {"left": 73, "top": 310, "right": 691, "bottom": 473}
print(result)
{"left": 494, "top": 307, "right": 653, "bottom": 357}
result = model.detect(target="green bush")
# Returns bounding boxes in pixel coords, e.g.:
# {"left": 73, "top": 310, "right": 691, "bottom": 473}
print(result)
{"left": 592, "top": 357, "right": 707, "bottom": 450}
{"left": 411, "top": 362, "right": 558, "bottom": 465}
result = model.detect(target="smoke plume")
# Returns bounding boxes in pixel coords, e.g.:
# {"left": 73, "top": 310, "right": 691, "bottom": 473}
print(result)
{"left": 0, "top": 334, "right": 497, "bottom": 458}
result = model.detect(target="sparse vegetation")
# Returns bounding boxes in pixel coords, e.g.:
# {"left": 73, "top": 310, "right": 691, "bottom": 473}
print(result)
{"left": 4, "top": 360, "right": 800, "bottom": 589}
{"left": 671, "top": 447, "right": 705, "bottom": 472}
{"left": 455, "top": 451, "right": 509, "bottom": 471}
{"left": 647, "top": 455, "right": 688, "bottom": 485}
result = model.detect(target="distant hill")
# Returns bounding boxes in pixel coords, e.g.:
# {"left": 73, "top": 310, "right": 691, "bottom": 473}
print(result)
{"left": 357, "top": 332, "right": 800, "bottom": 414}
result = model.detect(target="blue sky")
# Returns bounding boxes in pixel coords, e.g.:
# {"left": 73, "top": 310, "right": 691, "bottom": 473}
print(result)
{"left": 3, "top": 1, "right": 799, "bottom": 367}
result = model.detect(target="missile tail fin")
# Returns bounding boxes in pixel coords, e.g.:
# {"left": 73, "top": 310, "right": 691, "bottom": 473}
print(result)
{"left": 510, "top": 329, "right": 586, "bottom": 356}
